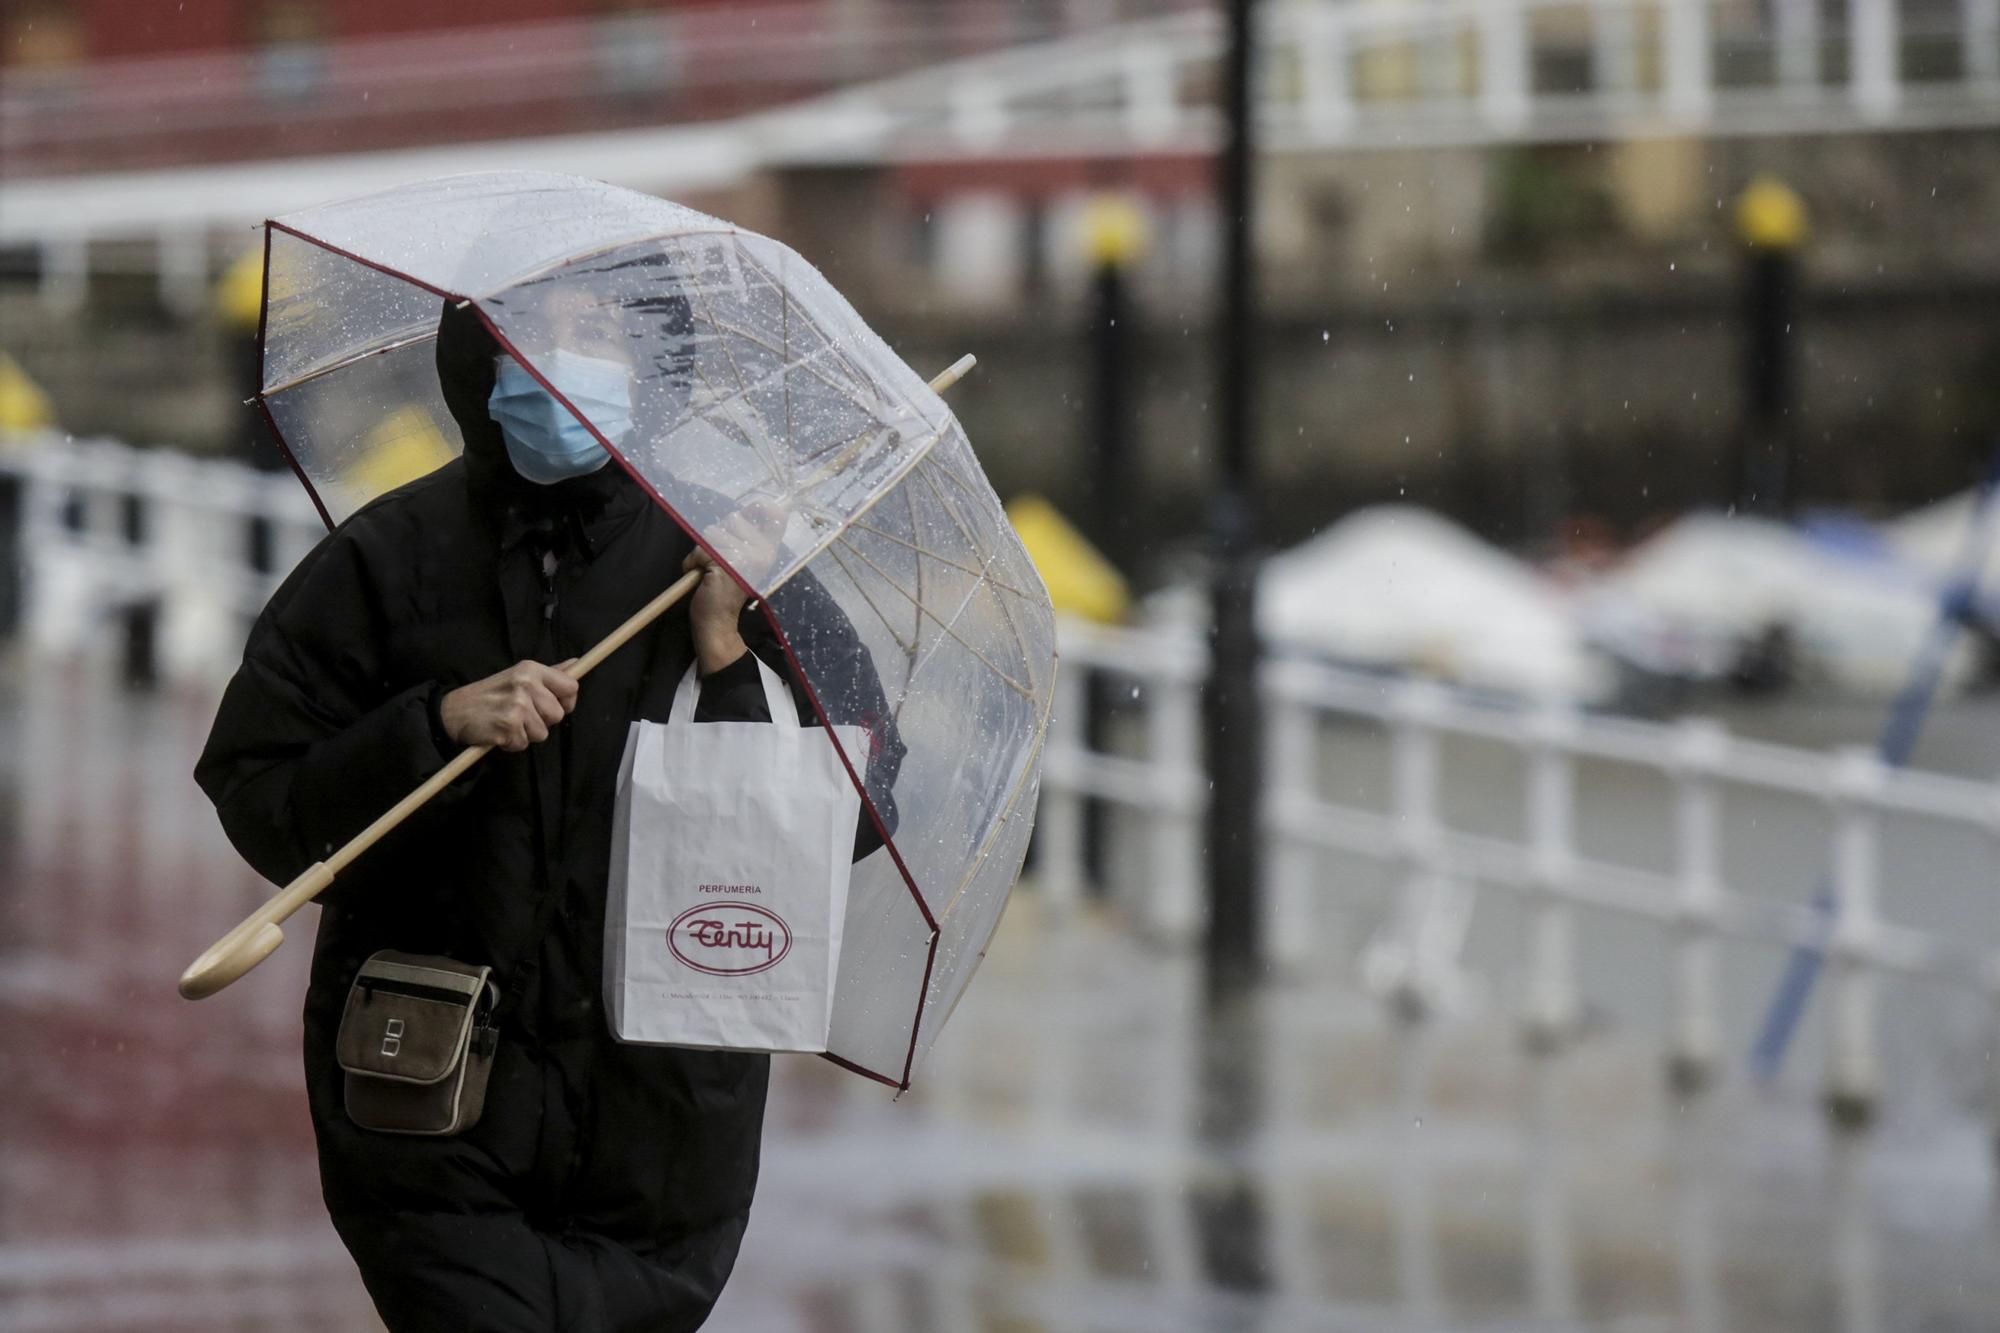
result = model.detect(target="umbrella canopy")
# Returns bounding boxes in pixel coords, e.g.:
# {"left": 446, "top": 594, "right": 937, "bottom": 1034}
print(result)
{"left": 255, "top": 171, "right": 1055, "bottom": 1088}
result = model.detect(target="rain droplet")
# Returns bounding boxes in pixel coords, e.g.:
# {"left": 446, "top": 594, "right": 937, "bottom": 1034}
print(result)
{"left": 1320, "top": 330, "right": 1329, "bottom": 343}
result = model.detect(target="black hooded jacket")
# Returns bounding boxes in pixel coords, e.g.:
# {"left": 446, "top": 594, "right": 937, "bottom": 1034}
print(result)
{"left": 195, "top": 303, "right": 901, "bottom": 1331}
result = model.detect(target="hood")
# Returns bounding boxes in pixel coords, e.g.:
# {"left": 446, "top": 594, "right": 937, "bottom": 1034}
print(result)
{"left": 433, "top": 299, "right": 641, "bottom": 534}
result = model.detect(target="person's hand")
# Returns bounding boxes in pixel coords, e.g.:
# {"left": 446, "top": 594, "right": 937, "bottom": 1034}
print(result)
{"left": 687, "top": 502, "right": 788, "bottom": 675}
{"left": 440, "top": 660, "right": 579, "bottom": 751}
{"left": 684, "top": 546, "right": 750, "bottom": 676}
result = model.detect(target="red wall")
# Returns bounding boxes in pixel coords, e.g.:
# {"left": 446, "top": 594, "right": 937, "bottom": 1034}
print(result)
{"left": 67, "top": 0, "right": 798, "bottom": 60}
{"left": 327, "top": 0, "right": 597, "bottom": 40}
{"left": 74, "top": 0, "right": 244, "bottom": 59}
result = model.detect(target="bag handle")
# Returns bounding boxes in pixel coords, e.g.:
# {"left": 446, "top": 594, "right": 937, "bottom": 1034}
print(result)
{"left": 666, "top": 653, "right": 799, "bottom": 729}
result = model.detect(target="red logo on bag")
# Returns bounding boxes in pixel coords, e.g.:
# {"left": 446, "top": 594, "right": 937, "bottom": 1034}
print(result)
{"left": 668, "top": 902, "right": 793, "bottom": 976}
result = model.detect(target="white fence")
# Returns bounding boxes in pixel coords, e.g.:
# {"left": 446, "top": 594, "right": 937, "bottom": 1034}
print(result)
{"left": 5, "top": 433, "right": 1998, "bottom": 1134}
{"left": 0, "top": 435, "right": 322, "bottom": 681}
{"left": 1049, "top": 617, "right": 2000, "bottom": 1128}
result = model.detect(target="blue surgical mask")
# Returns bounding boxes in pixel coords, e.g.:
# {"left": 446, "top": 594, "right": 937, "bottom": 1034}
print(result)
{"left": 487, "top": 349, "right": 634, "bottom": 484}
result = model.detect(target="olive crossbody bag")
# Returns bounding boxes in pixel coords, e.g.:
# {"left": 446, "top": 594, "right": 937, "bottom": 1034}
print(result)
{"left": 335, "top": 951, "right": 500, "bottom": 1136}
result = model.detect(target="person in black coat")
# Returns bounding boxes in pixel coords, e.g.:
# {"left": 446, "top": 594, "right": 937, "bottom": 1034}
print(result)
{"left": 195, "top": 296, "right": 901, "bottom": 1332}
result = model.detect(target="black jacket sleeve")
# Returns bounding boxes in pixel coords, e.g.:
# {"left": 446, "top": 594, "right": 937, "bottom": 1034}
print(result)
{"left": 687, "top": 641, "right": 891, "bottom": 862}
{"left": 194, "top": 528, "right": 467, "bottom": 891}
{"left": 690, "top": 649, "right": 773, "bottom": 723}
{"left": 752, "top": 574, "right": 908, "bottom": 862}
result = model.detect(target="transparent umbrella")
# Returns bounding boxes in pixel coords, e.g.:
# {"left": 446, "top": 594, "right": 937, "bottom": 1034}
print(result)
{"left": 193, "top": 170, "right": 1056, "bottom": 1089}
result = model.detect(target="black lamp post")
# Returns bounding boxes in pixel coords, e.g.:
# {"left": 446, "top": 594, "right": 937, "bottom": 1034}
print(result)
{"left": 1205, "top": 0, "right": 1263, "bottom": 997}
{"left": 1085, "top": 196, "right": 1145, "bottom": 575}
{"left": 1735, "top": 176, "right": 1808, "bottom": 516}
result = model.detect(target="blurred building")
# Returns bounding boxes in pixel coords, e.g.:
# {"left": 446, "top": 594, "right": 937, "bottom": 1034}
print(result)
{"left": 4, "top": 2, "right": 1199, "bottom": 175}
{"left": 4, "top": 1, "right": 1999, "bottom": 562}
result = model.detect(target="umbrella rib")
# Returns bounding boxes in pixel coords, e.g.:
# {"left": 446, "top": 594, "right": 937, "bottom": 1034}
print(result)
{"left": 836, "top": 536, "right": 1016, "bottom": 696}
{"left": 700, "top": 427, "right": 905, "bottom": 588}
{"left": 919, "top": 717, "right": 1055, "bottom": 1066}
{"left": 704, "top": 308, "right": 927, "bottom": 451}
{"left": 911, "top": 458, "right": 1045, "bottom": 696}
{"left": 791, "top": 420, "right": 952, "bottom": 546}
{"left": 687, "top": 314, "right": 931, "bottom": 480}
{"left": 657, "top": 389, "right": 784, "bottom": 488}
{"left": 676, "top": 344, "right": 888, "bottom": 486}
{"left": 787, "top": 423, "right": 898, "bottom": 492}
{"left": 684, "top": 332, "right": 848, "bottom": 440}
{"left": 480, "top": 225, "right": 744, "bottom": 300}
{"left": 923, "top": 455, "right": 1048, "bottom": 692}
{"left": 704, "top": 316, "right": 863, "bottom": 405}
{"left": 681, "top": 380, "right": 796, "bottom": 469}
{"left": 932, "top": 721, "right": 1051, "bottom": 929}
{"left": 261, "top": 327, "right": 439, "bottom": 396}
{"left": 725, "top": 242, "right": 884, "bottom": 405}
{"left": 686, "top": 356, "right": 791, "bottom": 490}
{"left": 842, "top": 517, "right": 1032, "bottom": 599}
{"left": 834, "top": 533, "right": 1034, "bottom": 699}
{"left": 911, "top": 456, "right": 988, "bottom": 565}
{"left": 920, "top": 442, "right": 1006, "bottom": 513}
{"left": 821, "top": 541, "right": 920, "bottom": 659}
{"left": 906, "top": 475, "right": 924, "bottom": 704}
{"left": 688, "top": 241, "right": 893, "bottom": 486}
{"left": 781, "top": 248, "right": 794, "bottom": 504}
{"left": 649, "top": 322, "right": 770, "bottom": 477}
{"left": 668, "top": 235, "right": 788, "bottom": 493}
{"left": 923, "top": 633, "right": 1061, "bottom": 1019}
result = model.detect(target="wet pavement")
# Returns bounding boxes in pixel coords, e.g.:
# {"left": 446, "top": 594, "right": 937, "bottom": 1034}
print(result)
{"left": 4, "top": 649, "right": 2000, "bottom": 1332}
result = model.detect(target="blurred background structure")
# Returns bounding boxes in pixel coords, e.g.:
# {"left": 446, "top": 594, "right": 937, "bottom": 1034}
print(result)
{"left": 6, "top": 3, "right": 2000, "bottom": 1331}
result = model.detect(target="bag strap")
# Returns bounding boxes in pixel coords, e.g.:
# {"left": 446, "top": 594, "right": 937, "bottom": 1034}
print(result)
{"left": 666, "top": 654, "right": 799, "bottom": 728}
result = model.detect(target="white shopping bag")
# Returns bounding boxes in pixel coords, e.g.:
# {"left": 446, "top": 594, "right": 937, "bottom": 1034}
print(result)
{"left": 605, "top": 655, "right": 870, "bottom": 1052}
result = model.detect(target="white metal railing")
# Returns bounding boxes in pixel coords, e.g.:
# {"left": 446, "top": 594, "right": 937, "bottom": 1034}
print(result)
{"left": 1048, "top": 617, "right": 2000, "bottom": 1132}
{"left": 0, "top": 434, "right": 323, "bottom": 681}
{"left": 5, "top": 435, "right": 1999, "bottom": 1136}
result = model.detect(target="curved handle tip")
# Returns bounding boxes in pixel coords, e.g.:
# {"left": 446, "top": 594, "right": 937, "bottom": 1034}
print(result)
{"left": 178, "top": 922, "right": 285, "bottom": 1000}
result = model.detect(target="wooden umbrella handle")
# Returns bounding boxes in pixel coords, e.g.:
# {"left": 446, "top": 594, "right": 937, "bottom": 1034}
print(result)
{"left": 178, "top": 570, "right": 698, "bottom": 1000}
{"left": 180, "top": 355, "right": 977, "bottom": 1001}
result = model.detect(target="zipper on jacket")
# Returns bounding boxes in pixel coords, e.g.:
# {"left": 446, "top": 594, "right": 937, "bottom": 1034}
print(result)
{"left": 539, "top": 550, "right": 559, "bottom": 627}
{"left": 529, "top": 544, "right": 566, "bottom": 894}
